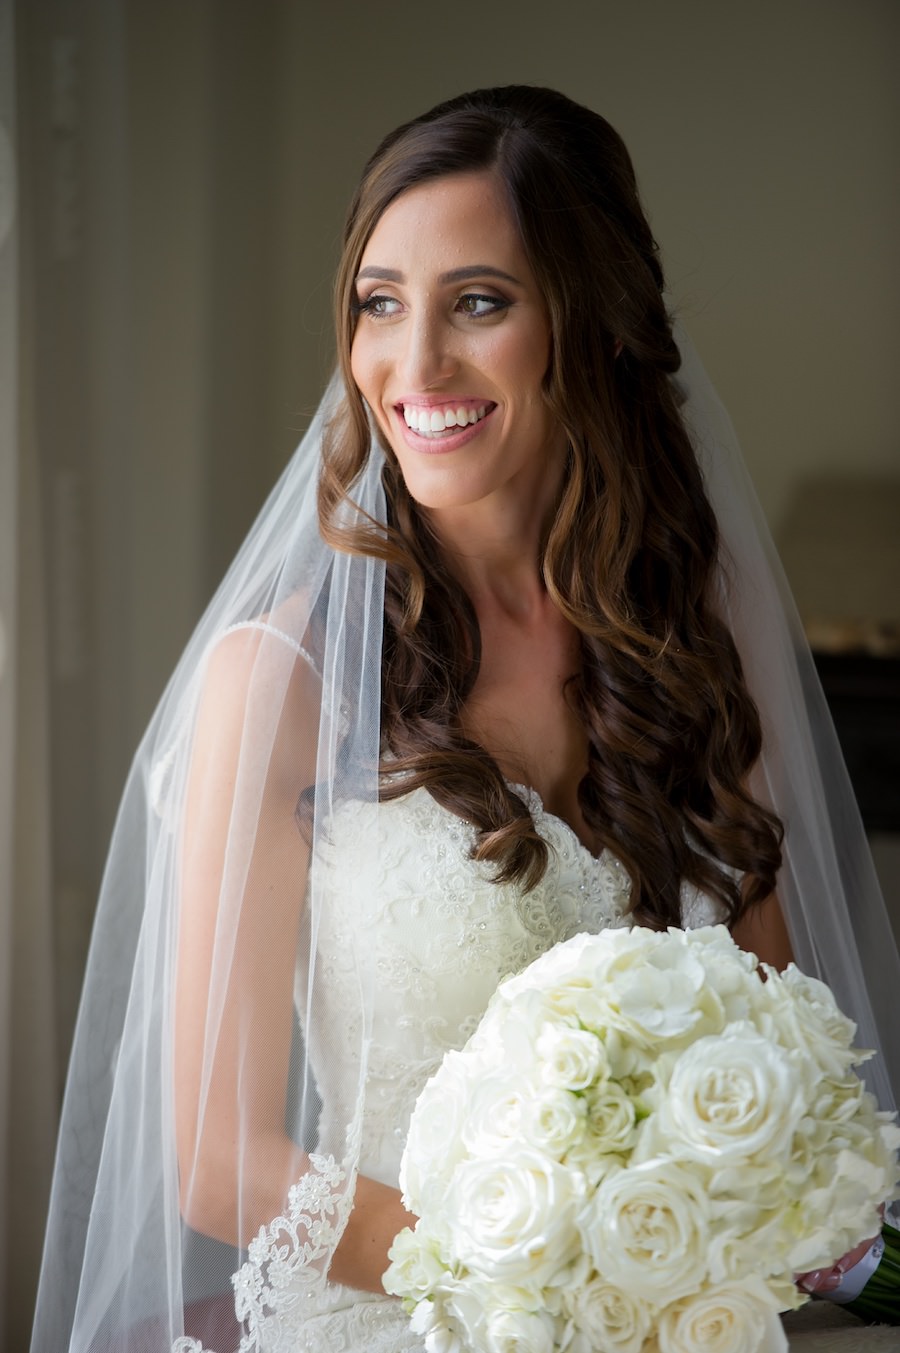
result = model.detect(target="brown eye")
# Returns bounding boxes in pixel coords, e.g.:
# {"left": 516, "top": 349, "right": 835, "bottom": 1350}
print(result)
{"left": 457, "top": 293, "right": 510, "bottom": 317}
{"left": 354, "top": 293, "right": 402, "bottom": 318}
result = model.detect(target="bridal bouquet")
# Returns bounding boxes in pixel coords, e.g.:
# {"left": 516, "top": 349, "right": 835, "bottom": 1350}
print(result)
{"left": 384, "top": 926, "right": 900, "bottom": 1353}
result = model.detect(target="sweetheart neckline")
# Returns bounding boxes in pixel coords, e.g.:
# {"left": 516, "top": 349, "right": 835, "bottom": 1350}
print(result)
{"left": 379, "top": 761, "right": 614, "bottom": 878}
{"left": 503, "top": 778, "right": 612, "bottom": 871}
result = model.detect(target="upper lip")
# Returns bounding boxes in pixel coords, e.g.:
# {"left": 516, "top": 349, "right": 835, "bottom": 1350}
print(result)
{"left": 394, "top": 397, "right": 495, "bottom": 411}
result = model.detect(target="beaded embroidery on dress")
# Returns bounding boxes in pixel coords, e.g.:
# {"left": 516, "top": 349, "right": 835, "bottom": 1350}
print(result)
{"left": 174, "top": 784, "right": 721, "bottom": 1353}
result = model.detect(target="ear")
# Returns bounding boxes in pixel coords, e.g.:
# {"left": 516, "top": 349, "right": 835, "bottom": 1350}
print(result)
{"left": 613, "top": 338, "right": 624, "bottom": 358}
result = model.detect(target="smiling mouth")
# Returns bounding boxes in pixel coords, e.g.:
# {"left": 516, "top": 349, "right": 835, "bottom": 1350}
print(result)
{"left": 400, "top": 403, "right": 494, "bottom": 437}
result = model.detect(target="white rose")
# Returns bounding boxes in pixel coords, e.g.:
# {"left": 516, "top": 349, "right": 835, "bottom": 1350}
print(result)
{"left": 600, "top": 1029, "right": 659, "bottom": 1084}
{"left": 578, "top": 1159, "right": 709, "bottom": 1303}
{"left": 495, "top": 931, "right": 646, "bottom": 1028}
{"left": 601, "top": 944, "right": 722, "bottom": 1047}
{"left": 383, "top": 1224, "right": 447, "bottom": 1303}
{"left": 474, "top": 986, "right": 572, "bottom": 1067}
{"left": 784, "top": 1143, "right": 893, "bottom": 1273}
{"left": 498, "top": 930, "right": 615, "bottom": 998}
{"left": 679, "top": 926, "right": 763, "bottom": 1026}
{"left": 753, "top": 1073, "right": 900, "bottom": 1274}
{"left": 679, "top": 924, "right": 750, "bottom": 961}
{"left": 447, "top": 1148, "right": 584, "bottom": 1290}
{"left": 440, "top": 1282, "right": 488, "bottom": 1352}
{"left": 758, "top": 965, "right": 860, "bottom": 1078}
{"left": 702, "top": 1203, "right": 803, "bottom": 1288}
{"left": 567, "top": 1082, "right": 640, "bottom": 1171}
{"left": 657, "top": 1278, "right": 788, "bottom": 1353}
{"left": 442, "top": 1277, "right": 556, "bottom": 1352}
{"left": 795, "top": 1073, "right": 866, "bottom": 1153}
{"left": 536, "top": 1023, "right": 608, "bottom": 1091}
{"left": 704, "top": 1225, "right": 767, "bottom": 1289}
{"left": 460, "top": 1068, "right": 540, "bottom": 1158}
{"left": 522, "top": 1087, "right": 588, "bottom": 1159}
{"left": 650, "top": 1028, "right": 805, "bottom": 1164}
{"left": 703, "top": 1158, "right": 785, "bottom": 1210}
{"left": 564, "top": 1274, "right": 653, "bottom": 1353}
{"left": 794, "top": 1076, "right": 900, "bottom": 1203}
{"left": 401, "top": 1049, "right": 475, "bottom": 1213}
{"left": 484, "top": 1305, "right": 559, "bottom": 1353}
{"left": 424, "top": 1328, "right": 464, "bottom": 1353}
{"left": 679, "top": 924, "right": 756, "bottom": 972}
{"left": 534, "top": 927, "right": 725, "bottom": 1051}
{"left": 409, "top": 1295, "right": 467, "bottom": 1353}
{"left": 498, "top": 929, "right": 729, "bottom": 1064}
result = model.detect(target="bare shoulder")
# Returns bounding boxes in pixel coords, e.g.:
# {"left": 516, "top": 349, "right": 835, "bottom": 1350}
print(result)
{"left": 195, "top": 615, "right": 323, "bottom": 801}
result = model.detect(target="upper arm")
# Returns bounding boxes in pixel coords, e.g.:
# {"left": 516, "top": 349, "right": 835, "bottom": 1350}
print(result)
{"left": 170, "top": 625, "right": 415, "bottom": 1285}
{"left": 174, "top": 625, "right": 321, "bottom": 1238}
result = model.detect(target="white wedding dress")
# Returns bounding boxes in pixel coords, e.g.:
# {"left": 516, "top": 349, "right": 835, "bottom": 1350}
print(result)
{"left": 227, "top": 782, "right": 722, "bottom": 1353}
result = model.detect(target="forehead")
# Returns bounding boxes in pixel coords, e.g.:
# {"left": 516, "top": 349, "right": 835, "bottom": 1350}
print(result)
{"left": 359, "top": 170, "right": 528, "bottom": 272}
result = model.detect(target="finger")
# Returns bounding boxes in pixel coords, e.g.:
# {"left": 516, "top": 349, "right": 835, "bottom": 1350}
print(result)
{"left": 797, "top": 1267, "right": 841, "bottom": 1294}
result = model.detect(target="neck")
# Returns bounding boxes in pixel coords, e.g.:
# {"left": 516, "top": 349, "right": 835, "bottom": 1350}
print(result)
{"left": 425, "top": 445, "right": 568, "bottom": 620}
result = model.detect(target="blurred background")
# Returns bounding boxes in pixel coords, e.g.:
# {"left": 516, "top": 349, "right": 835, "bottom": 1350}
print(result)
{"left": 2, "top": 0, "right": 898, "bottom": 1343}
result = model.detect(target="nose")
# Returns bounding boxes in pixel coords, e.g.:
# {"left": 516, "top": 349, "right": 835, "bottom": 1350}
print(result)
{"left": 399, "top": 308, "right": 457, "bottom": 389}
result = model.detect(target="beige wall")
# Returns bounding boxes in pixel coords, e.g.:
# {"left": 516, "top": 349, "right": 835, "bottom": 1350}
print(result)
{"left": 268, "top": 0, "right": 900, "bottom": 530}
{"left": 113, "top": 0, "right": 900, "bottom": 742}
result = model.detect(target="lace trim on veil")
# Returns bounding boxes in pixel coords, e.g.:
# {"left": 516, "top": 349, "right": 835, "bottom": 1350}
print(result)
{"left": 232, "top": 1153, "right": 355, "bottom": 1351}
{"left": 171, "top": 1154, "right": 355, "bottom": 1353}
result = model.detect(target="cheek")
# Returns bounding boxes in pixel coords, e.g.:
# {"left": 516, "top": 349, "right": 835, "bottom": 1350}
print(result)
{"left": 490, "top": 327, "right": 552, "bottom": 397}
{"left": 349, "top": 339, "right": 371, "bottom": 400}
{"left": 349, "top": 344, "right": 396, "bottom": 448}
{"left": 349, "top": 325, "right": 392, "bottom": 402}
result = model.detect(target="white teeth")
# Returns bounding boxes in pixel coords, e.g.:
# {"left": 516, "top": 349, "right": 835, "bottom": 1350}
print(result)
{"left": 402, "top": 404, "right": 489, "bottom": 435}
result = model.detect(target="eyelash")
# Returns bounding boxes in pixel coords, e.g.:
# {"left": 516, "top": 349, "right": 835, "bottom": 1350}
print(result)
{"left": 352, "top": 294, "right": 398, "bottom": 319}
{"left": 457, "top": 293, "right": 510, "bottom": 317}
{"left": 352, "top": 292, "right": 510, "bottom": 320}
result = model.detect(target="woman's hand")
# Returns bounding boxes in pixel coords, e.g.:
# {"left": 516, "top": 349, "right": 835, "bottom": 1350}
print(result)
{"left": 797, "top": 1236, "right": 880, "bottom": 1295}
{"left": 330, "top": 1175, "right": 417, "bottom": 1294}
{"left": 796, "top": 1207, "right": 885, "bottom": 1296}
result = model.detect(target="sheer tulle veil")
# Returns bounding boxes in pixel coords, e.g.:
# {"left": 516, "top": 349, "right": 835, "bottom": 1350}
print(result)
{"left": 678, "top": 332, "right": 900, "bottom": 1112}
{"left": 30, "top": 106, "right": 900, "bottom": 1353}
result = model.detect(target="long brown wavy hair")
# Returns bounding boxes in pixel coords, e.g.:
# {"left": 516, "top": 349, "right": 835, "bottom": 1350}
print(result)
{"left": 318, "top": 85, "right": 782, "bottom": 929}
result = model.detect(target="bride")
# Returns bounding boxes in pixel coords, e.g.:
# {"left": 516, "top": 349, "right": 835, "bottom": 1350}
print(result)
{"left": 31, "top": 86, "right": 900, "bottom": 1352}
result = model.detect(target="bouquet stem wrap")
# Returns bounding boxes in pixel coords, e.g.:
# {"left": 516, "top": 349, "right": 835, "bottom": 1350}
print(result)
{"left": 841, "top": 1223, "right": 900, "bottom": 1325}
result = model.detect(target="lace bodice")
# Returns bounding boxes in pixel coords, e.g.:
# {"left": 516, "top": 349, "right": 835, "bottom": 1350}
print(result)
{"left": 300, "top": 782, "right": 649, "bottom": 1189}
{"left": 220, "top": 785, "right": 722, "bottom": 1352}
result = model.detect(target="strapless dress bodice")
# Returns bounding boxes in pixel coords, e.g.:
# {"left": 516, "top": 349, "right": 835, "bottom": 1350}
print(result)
{"left": 298, "top": 782, "right": 657, "bottom": 1189}
{"left": 233, "top": 785, "right": 722, "bottom": 1352}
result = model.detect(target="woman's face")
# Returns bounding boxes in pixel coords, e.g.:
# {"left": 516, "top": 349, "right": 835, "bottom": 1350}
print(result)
{"left": 350, "top": 170, "right": 566, "bottom": 517}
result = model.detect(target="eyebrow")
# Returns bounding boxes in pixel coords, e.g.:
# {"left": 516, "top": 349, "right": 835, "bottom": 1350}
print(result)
{"left": 356, "top": 264, "right": 522, "bottom": 286}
